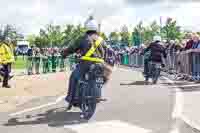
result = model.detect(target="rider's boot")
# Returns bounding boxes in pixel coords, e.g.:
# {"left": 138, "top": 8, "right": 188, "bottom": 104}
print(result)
{"left": 67, "top": 103, "right": 73, "bottom": 110}
{"left": 65, "top": 96, "right": 73, "bottom": 110}
{"left": 145, "top": 76, "right": 149, "bottom": 85}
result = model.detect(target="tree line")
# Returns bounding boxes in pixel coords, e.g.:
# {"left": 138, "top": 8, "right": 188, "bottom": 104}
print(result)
{"left": 0, "top": 24, "right": 23, "bottom": 45}
{"left": 0, "top": 18, "right": 193, "bottom": 48}
{"left": 110, "top": 18, "right": 184, "bottom": 46}
{"left": 27, "top": 24, "right": 107, "bottom": 48}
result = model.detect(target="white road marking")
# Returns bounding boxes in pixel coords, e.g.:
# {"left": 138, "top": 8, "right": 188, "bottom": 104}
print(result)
{"left": 56, "top": 95, "right": 66, "bottom": 103}
{"left": 181, "top": 115, "right": 200, "bottom": 132}
{"left": 163, "top": 77, "right": 182, "bottom": 133}
{"left": 9, "top": 95, "right": 66, "bottom": 117}
{"left": 169, "top": 127, "right": 180, "bottom": 133}
{"left": 64, "top": 120, "right": 152, "bottom": 133}
{"left": 9, "top": 67, "right": 125, "bottom": 117}
{"left": 162, "top": 77, "right": 183, "bottom": 119}
{"left": 117, "top": 68, "right": 132, "bottom": 72}
{"left": 163, "top": 77, "right": 200, "bottom": 132}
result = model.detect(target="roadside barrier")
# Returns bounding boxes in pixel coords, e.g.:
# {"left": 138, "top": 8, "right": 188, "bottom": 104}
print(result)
{"left": 123, "top": 49, "right": 200, "bottom": 81}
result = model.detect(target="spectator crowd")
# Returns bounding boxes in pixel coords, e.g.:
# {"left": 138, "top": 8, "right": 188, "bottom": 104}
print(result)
{"left": 113, "top": 33, "right": 200, "bottom": 81}
{"left": 1, "top": 32, "right": 200, "bottom": 88}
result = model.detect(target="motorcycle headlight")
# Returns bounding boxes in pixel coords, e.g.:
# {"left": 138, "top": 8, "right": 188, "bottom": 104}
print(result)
{"left": 90, "top": 64, "right": 96, "bottom": 70}
{"left": 85, "top": 73, "right": 89, "bottom": 80}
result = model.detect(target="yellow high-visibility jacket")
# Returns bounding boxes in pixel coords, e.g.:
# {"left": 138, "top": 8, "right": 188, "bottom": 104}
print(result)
{"left": 0, "top": 42, "right": 15, "bottom": 64}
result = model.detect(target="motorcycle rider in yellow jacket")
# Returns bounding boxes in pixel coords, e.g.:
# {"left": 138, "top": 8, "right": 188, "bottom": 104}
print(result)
{"left": 62, "top": 18, "right": 112, "bottom": 110}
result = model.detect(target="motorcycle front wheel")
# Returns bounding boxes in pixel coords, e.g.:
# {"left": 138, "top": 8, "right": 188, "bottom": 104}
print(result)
{"left": 81, "top": 101, "right": 97, "bottom": 120}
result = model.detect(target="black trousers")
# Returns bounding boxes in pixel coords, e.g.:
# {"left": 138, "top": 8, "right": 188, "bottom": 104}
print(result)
{"left": 2, "top": 64, "right": 11, "bottom": 86}
{"left": 144, "top": 60, "right": 149, "bottom": 76}
{"left": 0, "top": 67, "right": 5, "bottom": 77}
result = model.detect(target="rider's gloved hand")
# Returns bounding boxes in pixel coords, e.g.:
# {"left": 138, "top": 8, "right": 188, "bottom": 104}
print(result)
{"left": 161, "top": 64, "right": 165, "bottom": 68}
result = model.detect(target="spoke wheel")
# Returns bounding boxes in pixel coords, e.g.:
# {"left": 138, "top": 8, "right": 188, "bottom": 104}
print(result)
{"left": 81, "top": 101, "right": 96, "bottom": 120}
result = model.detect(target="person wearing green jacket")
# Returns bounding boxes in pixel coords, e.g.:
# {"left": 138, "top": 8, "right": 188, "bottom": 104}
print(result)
{"left": 27, "top": 46, "right": 34, "bottom": 75}
{"left": 51, "top": 48, "right": 57, "bottom": 72}
{"left": 55, "top": 48, "right": 60, "bottom": 71}
{"left": 34, "top": 48, "right": 41, "bottom": 74}
{"left": 59, "top": 49, "right": 65, "bottom": 72}
{"left": 47, "top": 49, "right": 52, "bottom": 73}
{"left": 42, "top": 49, "right": 48, "bottom": 74}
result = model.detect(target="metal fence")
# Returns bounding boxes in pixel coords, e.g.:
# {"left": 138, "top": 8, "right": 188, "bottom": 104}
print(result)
{"left": 121, "top": 49, "right": 200, "bottom": 81}
{"left": 173, "top": 49, "right": 200, "bottom": 81}
{"left": 24, "top": 53, "right": 145, "bottom": 75}
{"left": 119, "top": 53, "right": 144, "bottom": 67}
{"left": 128, "top": 54, "right": 144, "bottom": 67}
{"left": 14, "top": 49, "right": 200, "bottom": 81}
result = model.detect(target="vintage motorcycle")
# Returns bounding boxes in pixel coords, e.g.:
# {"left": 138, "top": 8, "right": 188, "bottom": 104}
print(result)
{"left": 67, "top": 63, "right": 106, "bottom": 120}
{"left": 145, "top": 61, "right": 162, "bottom": 84}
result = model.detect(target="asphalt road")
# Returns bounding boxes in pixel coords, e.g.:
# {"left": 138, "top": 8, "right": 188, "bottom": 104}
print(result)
{"left": 0, "top": 68, "right": 199, "bottom": 133}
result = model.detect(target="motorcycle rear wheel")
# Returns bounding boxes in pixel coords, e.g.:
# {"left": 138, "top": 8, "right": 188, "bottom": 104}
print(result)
{"left": 152, "top": 69, "right": 160, "bottom": 84}
{"left": 152, "top": 78, "right": 158, "bottom": 84}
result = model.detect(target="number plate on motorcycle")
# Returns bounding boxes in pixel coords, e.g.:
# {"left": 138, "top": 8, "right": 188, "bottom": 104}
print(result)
{"left": 96, "top": 77, "right": 104, "bottom": 83}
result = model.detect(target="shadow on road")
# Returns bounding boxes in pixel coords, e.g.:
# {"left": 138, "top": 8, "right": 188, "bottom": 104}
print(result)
{"left": 120, "top": 81, "right": 150, "bottom": 86}
{"left": 3, "top": 107, "right": 87, "bottom": 127}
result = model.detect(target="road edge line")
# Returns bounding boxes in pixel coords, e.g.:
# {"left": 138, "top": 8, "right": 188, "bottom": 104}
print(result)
{"left": 9, "top": 95, "right": 66, "bottom": 117}
{"left": 162, "top": 76, "right": 200, "bottom": 131}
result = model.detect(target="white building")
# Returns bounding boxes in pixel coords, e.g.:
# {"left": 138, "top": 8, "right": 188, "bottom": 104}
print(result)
{"left": 16, "top": 40, "right": 30, "bottom": 54}
{"left": 17, "top": 40, "right": 29, "bottom": 47}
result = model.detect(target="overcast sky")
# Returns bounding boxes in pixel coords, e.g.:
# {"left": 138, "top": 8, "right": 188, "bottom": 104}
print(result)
{"left": 0, "top": 0, "right": 200, "bottom": 35}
